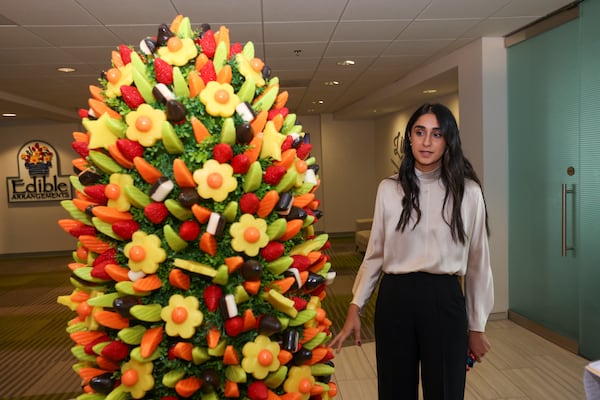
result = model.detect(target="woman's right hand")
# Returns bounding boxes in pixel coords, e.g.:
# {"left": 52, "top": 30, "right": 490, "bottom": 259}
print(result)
{"left": 330, "top": 303, "right": 362, "bottom": 352}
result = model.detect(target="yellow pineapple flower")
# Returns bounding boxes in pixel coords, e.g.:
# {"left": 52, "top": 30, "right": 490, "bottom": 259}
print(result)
{"left": 123, "top": 231, "right": 166, "bottom": 274}
{"left": 161, "top": 294, "right": 204, "bottom": 338}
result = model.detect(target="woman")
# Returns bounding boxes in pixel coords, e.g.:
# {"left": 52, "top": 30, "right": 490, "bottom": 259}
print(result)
{"left": 330, "top": 103, "right": 494, "bottom": 399}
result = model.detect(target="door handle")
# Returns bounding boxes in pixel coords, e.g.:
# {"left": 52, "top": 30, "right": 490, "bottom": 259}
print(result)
{"left": 561, "top": 183, "right": 575, "bottom": 256}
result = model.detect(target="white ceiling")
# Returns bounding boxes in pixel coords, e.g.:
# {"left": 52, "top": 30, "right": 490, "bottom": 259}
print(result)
{"left": 0, "top": 0, "right": 575, "bottom": 123}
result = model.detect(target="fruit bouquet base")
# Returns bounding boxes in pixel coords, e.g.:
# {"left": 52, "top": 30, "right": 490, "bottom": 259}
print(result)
{"left": 57, "top": 14, "right": 337, "bottom": 400}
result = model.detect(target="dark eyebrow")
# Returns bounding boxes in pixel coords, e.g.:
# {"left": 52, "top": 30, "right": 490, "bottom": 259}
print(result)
{"left": 412, "top": 124, "right": 441, "bottom": 130}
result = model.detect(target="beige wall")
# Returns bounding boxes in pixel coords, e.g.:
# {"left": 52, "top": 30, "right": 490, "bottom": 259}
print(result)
{"left": 318, "top": 114, "right": 377, "bottom": 234}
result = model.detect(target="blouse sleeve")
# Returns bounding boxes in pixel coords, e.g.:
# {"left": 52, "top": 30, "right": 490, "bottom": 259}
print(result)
{"left": 464, "top": 184, "right": 494, "bottom": 332}
{"left": 350, "top": 180, "right": 387, "bottom": 311}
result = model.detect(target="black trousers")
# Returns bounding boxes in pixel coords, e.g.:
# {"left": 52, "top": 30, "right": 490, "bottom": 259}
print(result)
{"left": 374, "top": 272, "right": 467, "bottom": 400}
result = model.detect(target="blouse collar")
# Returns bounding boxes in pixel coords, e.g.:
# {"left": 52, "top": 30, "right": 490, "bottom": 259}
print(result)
{"left": 415, "top": 166, "right": 441, "bottom": 183}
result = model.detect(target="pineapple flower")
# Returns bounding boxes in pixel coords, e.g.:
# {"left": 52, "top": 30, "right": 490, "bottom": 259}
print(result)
{"left": 229, "top": 213, "right": 269, "bottom": 257}
{"left": 120, "top": 359, "right": 155, "bottom": 399}
{"left": 125, "top": 103, "right": 166, "bottom": 147}
{"left": 123, "top": 231, "right": 166, "bottom": 274}
{"left": 199, "top": 81, "right": 240, "bottom": 117}
{"left": 156, "top": 36, "right": 198, "bottom": 66}
{"left": 105, "top": 173, "right": 133, "bottom": 212}
{"left": 161, "top": 294, "right": 204, "bottom": 338}
{"left": 193, "top": 159, "right": 237, "bottom": 202}
{"left": 283, "top": 365, "right": 316, "bottom": 400}
{"left": 241, "top": 334, "right": 281, "bottom": 379}
{"left": 105, "top": 63, "right": 134, "bottom": 98}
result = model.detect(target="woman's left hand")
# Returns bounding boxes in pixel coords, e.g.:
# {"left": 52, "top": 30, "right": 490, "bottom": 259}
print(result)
{"left": 468, "top": 330, "right": 491, "bottom": 363}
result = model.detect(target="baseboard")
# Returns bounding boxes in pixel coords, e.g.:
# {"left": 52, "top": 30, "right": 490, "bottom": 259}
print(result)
{"left": 489, "top": 311, "right": 508, "bottom": 321}
{"left": 508, "top": 310, "right": 579, "bottom": 354}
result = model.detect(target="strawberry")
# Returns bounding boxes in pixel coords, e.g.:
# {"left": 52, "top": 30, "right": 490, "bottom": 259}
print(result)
{"left": 78, "top": 108, "right": 89, "bottom": 119}
{"left": 83, "top": 184, "right": 108, "bottom": 204}
{"left": 224, "top": 316, "right": 244, "bottom": 337}
{"left": 267, "top": 107, "right": 289, "bottom": 120}
{"left": 281, "top": 135, "right": 294, "bottom": 152}
{"left": 154, "top": 57, "right": 173, "bottom": 85}
{"left": 199, "top": 59, "right": 217, "bottom": 84}
{"left": 118, "top": 45, "right": 133, "bottom": 65}
{"left": 212, "top": 143, "right": 233, "bottom": 163}
{"left": 296, "top": 142, "right": 313, "bottom": 160}
{"left": 247, "top": 381, "right": 268, "bottom": 400}
{"left": 116, "top": 139, "right": 144, "bottom": 161}
{"left": 230, "top": 42, "right": 243, "bottom": 58}
{"left": 111, "top": 220, "right": 139, "bottom": 240}
{"left": 203, "top": 284, "right": 223, "bottom": 312}
{"left": 179, "top": 220, "right": 200, "bottom": 241}
{"left": 84, "top": 334, "right": 109, "bottom": 355}
{"left": 71, "top": 141, "right": 89, "bottom": 158}
{"left": 91, "top": 248, "right": 118, "bottom": 280}
{"left": 101, "top": 340, "right": 129, "bottom": 361}
{"left": 231, "top": 153, "right": 250, "bottom": 174}
{"left": 144, "top": 202, "right": 169, "bottom": 224}
{"left": 198, "top": 29, "right": 216, "bottom": 58}
{"left": 291, "top": 254, "right": 312, "bottom": 272}
{"left": 260, "top": 241, "right": 284, "bottom": 262}
{"left": 120, "top": 85, "right": 145, "bottom": 109}
{"left": 263, "top": 165, "right": 287, "bottom": 185}
{"left": 292, "top": 296, "right": 308, "bottom": 311}
{"left": 239, "top": 193, "right": 260, "bottom": 214}
{"left": 69, "top": 225, "right": 97, "bottom": 238}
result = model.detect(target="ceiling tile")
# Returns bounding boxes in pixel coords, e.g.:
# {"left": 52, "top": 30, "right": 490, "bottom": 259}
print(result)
{"left": 173, "top": 0, "right": 262, "bottom": 23}
{"left": 0, "top": 26, "right": 51, "bottom": 48}
{"left": 2, "top": 0, "right": 99, "bottom": 25}
{"left": 462, "top": 16, "right": 539, "bottom": 37}
{"left": 26, "top": 26, "right": 121, "bottom": 47}
{"left": 76, "top": 0, "right": 178, "bottom": 25}
{"left": 386, "top": 39, "right": 456, "bottom": 56}
{"left": 264, "top": 21, "right": 337, "bottom": 42}
{"left": 325, "top": 41, "right": 389, "bottom": 57}
{"left": 419, "top": 0, "right": 511, "bottom": 19}
{"left": 341, "top": 0, "right": 430, "bottom": 20}
{"left": 265, "top": 42, "right": 328, "bottom": 58}
{"left": 332, "top": 20, "right": 411, "bottom": 41}
{"left": 399, "top": 19, "right": 481, "bottom": 40}
{"left": 492, "top": 0, "right": 575, "bottom": 17}
{"left": 262, "top": 0, "right": 348, "bottom": 22}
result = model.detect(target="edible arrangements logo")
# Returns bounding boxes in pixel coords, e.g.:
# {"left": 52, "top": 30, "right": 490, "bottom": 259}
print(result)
{"left": 6, "top": 140, "right": 72, "bottom": 203}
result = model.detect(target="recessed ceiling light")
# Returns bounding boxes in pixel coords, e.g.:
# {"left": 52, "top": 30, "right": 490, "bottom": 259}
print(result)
{"left": 324, "top": 80, "right": 340, "bottom": 86}
{"left": 337, "top": 59, "right": 355, "bottom": 66}
{"left": 2, "top": 113, "right": 17, "bottom": 117}
{"left": 57, "top": 67, "right": 76, "bottom": 73}
{"left": 422, "top": 89, "right": 437, "bottom": 94}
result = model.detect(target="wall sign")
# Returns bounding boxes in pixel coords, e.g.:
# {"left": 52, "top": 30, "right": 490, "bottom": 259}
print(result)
{"left": 390, "top": 130, "right": 404, "bottom": 173}
{"left": 6, "top": 140, "right": 73, "bottom": 204}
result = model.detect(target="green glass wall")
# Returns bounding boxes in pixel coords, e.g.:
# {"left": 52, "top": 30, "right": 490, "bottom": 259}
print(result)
{"left": 508, "top": 0, "right": 600, "bottom": 359}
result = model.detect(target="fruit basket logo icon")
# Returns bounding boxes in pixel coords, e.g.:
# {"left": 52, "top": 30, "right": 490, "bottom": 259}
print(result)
{"left": 21, "top": 142, "right": 53, "bottom": 177}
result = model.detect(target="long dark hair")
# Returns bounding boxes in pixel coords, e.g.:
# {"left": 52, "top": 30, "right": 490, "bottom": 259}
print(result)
{"left": 395, "top": 103, "right": 489, "bottom": 243}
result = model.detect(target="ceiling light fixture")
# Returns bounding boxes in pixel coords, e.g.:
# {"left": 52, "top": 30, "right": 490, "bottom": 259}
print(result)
{"left": 57, "top": 67, "right": 76, "bottom": 73}
{"left": 2, "top": 113, "right": 17, "bottom": 117}
{"left": 337, "top": 59, "right": 355, "bottom": 66}
{"left": 422, "top": 89, "right": 437, "bottom": 94}
{"left": 324, "top": 80, "right": 340, "bottom": 86}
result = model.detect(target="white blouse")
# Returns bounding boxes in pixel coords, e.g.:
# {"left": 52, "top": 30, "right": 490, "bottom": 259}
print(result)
{"left": 351, "top": 168, "right": 494, "bottom": 332}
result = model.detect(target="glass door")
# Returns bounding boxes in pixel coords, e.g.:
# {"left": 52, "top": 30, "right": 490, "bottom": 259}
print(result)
{"left": 508, "top": 19, "right": 580, "bottom": 342}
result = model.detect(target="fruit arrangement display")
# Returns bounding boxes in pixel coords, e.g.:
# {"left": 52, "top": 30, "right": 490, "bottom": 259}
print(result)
{"left": 57, "top": 14, "right": 337, "bottom": 400}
